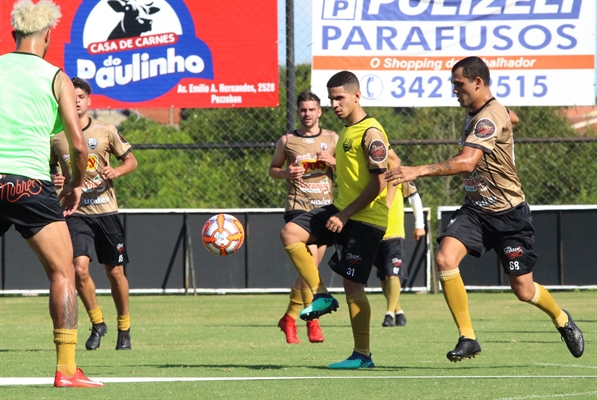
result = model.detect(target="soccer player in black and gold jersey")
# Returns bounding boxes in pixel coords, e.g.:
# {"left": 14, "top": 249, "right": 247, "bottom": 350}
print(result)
{"left": 281, "top": 71, "right": 390, "bottom": 369}
{"left": 385, "top": 56, "right": 584, "bottom": 362}
{"left": 269, "top": 91, "right": 338, "bottom": 344}
{"left": 51, "top": 78, "right": 138, "bottom": 352}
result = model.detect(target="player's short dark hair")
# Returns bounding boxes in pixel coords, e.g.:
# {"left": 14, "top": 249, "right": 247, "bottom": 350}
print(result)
{"left": 71, "top": 77, "right": 92, "bottom": 95}
{"left": 326, "top": 70, "right": 360, "bottom": 91}
{"left": 452, "top": 56, "right": 490, "bottom": 86}
{"left": 296, "top": 91, "right": 321, "bottom": 108}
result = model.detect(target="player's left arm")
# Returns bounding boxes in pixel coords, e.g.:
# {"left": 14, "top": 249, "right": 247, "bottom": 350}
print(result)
{"left": 101, "top": 152, "right": 138, "bottom": 179}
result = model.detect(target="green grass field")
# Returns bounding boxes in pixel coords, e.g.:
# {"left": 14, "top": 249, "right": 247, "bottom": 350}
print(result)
{"left": 0, "top": 291, "right": 595, "bottom": 399}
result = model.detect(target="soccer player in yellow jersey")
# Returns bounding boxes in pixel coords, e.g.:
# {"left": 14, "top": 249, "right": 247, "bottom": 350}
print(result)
{"left": 269, "top": 91, "right": 338, "bottom": 344}
{"left": 281, "top": 71, "right": 390, "bottom": 369}
{"left": 0, "top": 0, "right": 102, "bottom": 388}
{"left": 386, "top": 56, "right": 584, "bottom": 361}
{"left": 374, "top": 176, "right": 425, "bottom": 327}
{"left": 51, "top": 78, "right": 138, "bottom": 352}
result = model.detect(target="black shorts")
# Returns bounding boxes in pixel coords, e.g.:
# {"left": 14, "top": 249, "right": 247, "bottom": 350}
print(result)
{"left": 374, "top": 238, "right": 408, "bottom": 280}
{"left": 290, "top": 204, "right": 385, "bottom": 284}
{"left": 437, "top": 203, "right": 537, "bottom": 275}
{"left": 283, "top": 210, "right": 306, "bottom": 224}
{"left": 66, "top": 214, "right": 129, "bottom": 266}
{"left": 0, "top": 174, "right": 64, "bottom": 239}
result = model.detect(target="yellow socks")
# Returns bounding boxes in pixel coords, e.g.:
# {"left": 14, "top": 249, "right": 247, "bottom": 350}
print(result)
{"left": 286, "top": 288, "right": 303, "bottom": 320}
{"left": 346, "top": 291, "right": 370, "bottom": 356}
{"left": 117, "top": 314, "right": 131, "bottom": 331}
{"left": 284, "top": 243, "right": 327, "bottom": 294}
{"left": 438, "top": 268, "right": 475, "bottom": 339}
{"left": 54, "top": 329, "right": 77, "bottom": 376}
{"left": 394, "top": 278, "right": 403, "bottom": 313}
{"left": 386, "top": 276, "right": 401, "bottom": 314}
{"left": 88, "top": 305, "right": 104, "bottom": 325}
{"left": 301, "top": 286, "right": 314, "bottom": 308}
{"left": 527, "top": 282, "right": 568, "bottom": 327}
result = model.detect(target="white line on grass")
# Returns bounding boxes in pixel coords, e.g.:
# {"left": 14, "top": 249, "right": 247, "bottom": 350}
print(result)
{"left": 497, "top": 391, "right": 597, "bottom": 400}
{"left": 0, "top": 375, "right": 595, "bottom": 386}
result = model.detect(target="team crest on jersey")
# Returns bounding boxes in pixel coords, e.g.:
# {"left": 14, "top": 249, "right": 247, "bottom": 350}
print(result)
{"left": 368, "top": 139, "right": 387, "bottom": 163}
{"left": 87, "top": 138, "right": 98, "bottom": 150}
{"left": 473, "top": 118, "right": 496, "bottom": 140}
{"left": 343, "top": 138, "right": 353, "bottom": 152}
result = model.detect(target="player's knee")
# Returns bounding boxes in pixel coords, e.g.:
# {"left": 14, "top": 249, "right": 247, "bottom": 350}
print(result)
{"left": 280, "top": 223, "right": 298, "bottom": 246}
{"left": 511, "top": 284, "right": 535, "bottom": 302}
{"left": 106, "top": 265, "right": 125, "bottom": 280}
{"left": 435, "top": 251, "right": 455, "bottom": 271}
{"left": 74, "top": 264, "right": 90, "bottom": 280}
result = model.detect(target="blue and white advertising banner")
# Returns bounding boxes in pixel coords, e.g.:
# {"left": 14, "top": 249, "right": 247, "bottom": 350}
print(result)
{"left": 312, "top": 0, "right": 596, "bottom": 107}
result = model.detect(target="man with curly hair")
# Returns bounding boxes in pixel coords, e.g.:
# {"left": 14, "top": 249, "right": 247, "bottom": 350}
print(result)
{"left": 0, "top": 0, "right": 103, "bottom": 388}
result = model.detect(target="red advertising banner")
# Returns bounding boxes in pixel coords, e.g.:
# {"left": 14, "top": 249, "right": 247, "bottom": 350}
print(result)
{"left": 0, "top": 0, "right": 279, "bottom": 108}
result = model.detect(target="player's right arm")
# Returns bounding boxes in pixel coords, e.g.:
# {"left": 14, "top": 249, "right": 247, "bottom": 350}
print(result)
{"left": 268, "top": 135, "right": 303, "bottom": 180}
{"left": 55, "top": 72, "right": 87, "bottom": 215}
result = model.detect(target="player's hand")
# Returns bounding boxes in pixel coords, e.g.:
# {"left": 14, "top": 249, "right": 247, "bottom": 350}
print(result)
{"left": 286, "top": 161, "right": 304, "bottom": 180}
{"left": 316, "top": 150, "right": 336, "bottom": 167}
{"left": 412, "top": 228, "right": 425, "bottom": 241}
{"left": 100, "top": 166, "right": 119, "bottom": 179}
{"left": 58, "top": 184, "right": 82, "bottom": 216}
{"left": 325, "top": 213, "right": 348, "bottom": 233}
{"left": 51, "top": 173, "right": 65, "bottom": 189}
{"left": 385, "top": 166, "right": 418, "bottom": 186}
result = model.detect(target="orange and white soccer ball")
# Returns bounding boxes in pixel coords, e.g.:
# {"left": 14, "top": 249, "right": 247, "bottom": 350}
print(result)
{"left": 201, "top": 214, "right": 245, "bottom": 256}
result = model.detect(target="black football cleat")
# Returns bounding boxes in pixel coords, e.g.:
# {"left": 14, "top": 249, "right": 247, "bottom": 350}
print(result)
{"left": 382, "top": 314, "right": 394, "bottom": 327}
{"left": 557, "top": 310, "right": 584, "bottom": 358}
{"left": 85, "top": 322, "right": 108, "bottom": 350}
{"left": 446, "top": 336, "right": 481, "bottom": 362}
{"left": 115, "top": 328, "right": 132, "bottom": 350}
{"left": 395, "top": 313, "right": 407, "bottom": 327}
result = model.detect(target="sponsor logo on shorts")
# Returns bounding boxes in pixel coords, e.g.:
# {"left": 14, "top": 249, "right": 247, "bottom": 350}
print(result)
{"left": 473, "top": 118, "right": 496, "bottom": 140}
{"left": 503, "top": 246, "right": 524, "bottom": 260}
{"left": 391, "top": 257, "right": 402, "bottom": 267}
{"left": 345, "top": 252, "right": 362, "bottom": 266}
{"left": 0, "top": 178, "right": 42, "bottom": 202}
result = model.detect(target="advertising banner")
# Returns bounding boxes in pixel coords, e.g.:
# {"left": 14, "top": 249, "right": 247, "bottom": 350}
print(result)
{"left": 0, "top": 0, "right": 279, "bottom": 108}
{"left": 312, "top": 0, "right": 596, "bottom": 107}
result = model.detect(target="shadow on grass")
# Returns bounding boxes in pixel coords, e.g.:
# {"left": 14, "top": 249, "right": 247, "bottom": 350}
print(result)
{"left": 141, "top": 363, "right": 526, "bottom": 372}
{"left": 0, "top": 349, "right": 47, "bottom": 352}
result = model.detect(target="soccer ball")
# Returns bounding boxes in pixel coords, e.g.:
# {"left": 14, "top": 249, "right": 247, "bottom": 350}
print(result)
{"left": 201, "top": 214, "right": 245, "bottom": 256}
